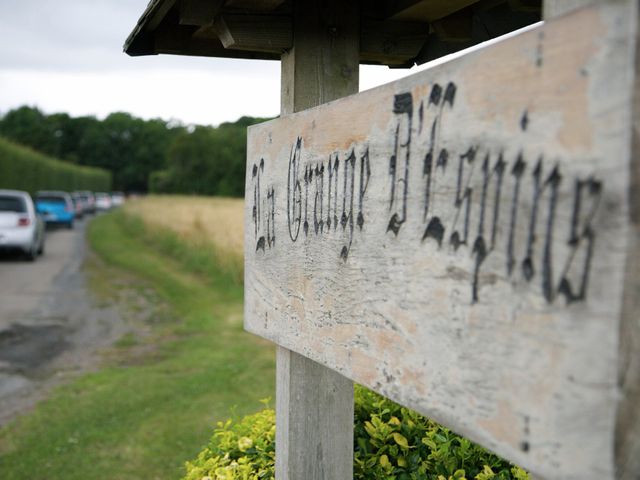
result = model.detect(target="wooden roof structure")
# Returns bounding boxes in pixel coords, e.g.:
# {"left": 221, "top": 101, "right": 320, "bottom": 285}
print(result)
{"left": 124, "top": 0, "right": 541, "bottom": 67}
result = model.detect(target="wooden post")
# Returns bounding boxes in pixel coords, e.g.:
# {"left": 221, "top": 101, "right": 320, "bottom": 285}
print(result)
{"left": 275, "top": 1, "right": 358, "bottom": 479}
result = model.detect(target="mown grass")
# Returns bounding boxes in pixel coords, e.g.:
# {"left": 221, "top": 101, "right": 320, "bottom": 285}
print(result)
{"left": 0, "top": 208, "right": 275, "bottom": 480}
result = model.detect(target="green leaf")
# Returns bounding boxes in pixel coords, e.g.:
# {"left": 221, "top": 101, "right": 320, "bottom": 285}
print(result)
{"left": 393, "top": 432, "right": 410, "bottom": 449}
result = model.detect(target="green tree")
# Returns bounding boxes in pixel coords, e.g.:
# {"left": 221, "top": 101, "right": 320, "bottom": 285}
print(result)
{"left": 0, "top": 106, "right": 258, "bottom": 194}
{"left": 153, "top": 116, "right": 270, "bottom": 197}
{"left": 0, "top": 106, "right": 56, "bottom": 155}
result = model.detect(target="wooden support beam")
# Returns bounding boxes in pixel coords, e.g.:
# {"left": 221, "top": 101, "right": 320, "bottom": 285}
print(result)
{"left": 280, "top": 0, "right": 359, "bottom": 113}
{"left": 202, "top": 13, "right": 429, "bottom": 65}
{"left": 214, "top": 14, "right": 292, "bottom": 53}
{"left": 360, "top": 19, "right": 429, "bottom": 65}
{"left": 274, "top": 1, "right": 358, "bottom": 479}
{"left": 155, "top": 24, "right": 277, "bottom": 60}
{"left": 430, "top": 10, "right": 473, "bottom": 42}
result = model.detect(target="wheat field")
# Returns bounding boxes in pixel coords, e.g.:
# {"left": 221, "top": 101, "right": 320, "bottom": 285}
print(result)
{"left": 124, "top": 195, "right": 244, "bottom": 263}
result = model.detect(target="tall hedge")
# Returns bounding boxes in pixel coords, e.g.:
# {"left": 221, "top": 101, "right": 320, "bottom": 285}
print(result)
{"left": 0, "top": 136, "right": 111, "bottom": 193}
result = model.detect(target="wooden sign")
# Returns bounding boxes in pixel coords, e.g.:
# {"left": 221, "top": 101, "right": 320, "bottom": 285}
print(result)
{"left": 245, "top": 3, "right": 638, "bottom": 478}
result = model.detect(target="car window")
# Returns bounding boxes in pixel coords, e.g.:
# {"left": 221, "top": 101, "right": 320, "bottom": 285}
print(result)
{"left": 0, "top": 195, "right": 27, "bottom": 212}
{"left": 36, "top": 195, "right": 66, "bottom": 204}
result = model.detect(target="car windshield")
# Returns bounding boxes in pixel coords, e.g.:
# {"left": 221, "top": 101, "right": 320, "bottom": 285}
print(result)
{"left": 37, "top": 196, "right": 66, "bottom": 204}
{"left": 0, "top": 195, "right": 27, "bottom": 213}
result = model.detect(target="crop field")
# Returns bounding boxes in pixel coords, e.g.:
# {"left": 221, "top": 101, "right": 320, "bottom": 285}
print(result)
{"left": 125, "top": 195, "right": 244, "bottom": 275}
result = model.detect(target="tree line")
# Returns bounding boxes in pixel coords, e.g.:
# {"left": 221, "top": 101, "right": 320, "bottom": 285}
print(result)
{"left": 0, "top": 106, "right": 270, "bottom": 196}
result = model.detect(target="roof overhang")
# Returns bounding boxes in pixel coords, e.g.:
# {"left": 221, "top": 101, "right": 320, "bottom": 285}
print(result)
{"left": 124, "top": 0, "right": 541, "bottom": 67}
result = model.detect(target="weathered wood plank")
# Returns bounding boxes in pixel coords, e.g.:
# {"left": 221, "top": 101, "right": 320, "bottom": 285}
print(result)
{"left": 543, "top": 0, "right": 598, "bottom": 19}
{"left": 276, "top": 347, "right": 354, "bottom": 480}
{"left": 245, "top": 2, "right": 639, "bottom": 478}
{"left": 214, "top": 14, "right": 291, "bottom": 53}
{"left": 273, "top": 1, "right": 358, "bottom": 479}
{"left": 360, "top": 19, "right": 429, "bottom": 66}
{"left": 544, "top": 4, "right": 640, "bottom": 478}
{"left": 616, "top": 2, "right": 640, "bottom": 478}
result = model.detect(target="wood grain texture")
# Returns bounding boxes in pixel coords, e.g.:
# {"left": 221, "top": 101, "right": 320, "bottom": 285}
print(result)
{"left": 215, "top": 14, "right": 291, "bottom": 53}
{"left": 246, "top": 2, "right": 638, "bottom": 479}
{"left": 280, "top": 1, "right": 359, "bottom": 115}
{"left": 276, "top": 347, "right": 354, "bottom": 480}
{"left": 616, "top": 2, "right": 640, "bottom": 478}
{"left": 543, "top": 0, "right": 599, "bottom": 19}
{"left": 274, "top": 1, "right": 357, "bottom": 479}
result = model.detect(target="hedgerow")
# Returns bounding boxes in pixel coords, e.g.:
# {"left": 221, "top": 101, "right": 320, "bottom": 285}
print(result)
{"left": 183, "top": 386, "right": 529, "bottom": 480}
{"left": 0, "top": 136, "right": 111, "bottom": 193}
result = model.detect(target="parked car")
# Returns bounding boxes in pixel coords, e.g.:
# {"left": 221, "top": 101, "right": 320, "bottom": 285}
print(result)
{"left": 111, "top": 191, "right": 125, "bottom": 207}
{"left": 35, "top": 191, "right": 75, "bottom": 229}
{"left": 71, "top": 193, "right": 85, "bottom": 219}
{"left": 73, "top": 191, "right": 96, "bottom": 214}
{"left": 95, "top": 192, "right": 112, "bottom": 211}
{"left": 0, "top": 189, "right": 45, "bottom": 260}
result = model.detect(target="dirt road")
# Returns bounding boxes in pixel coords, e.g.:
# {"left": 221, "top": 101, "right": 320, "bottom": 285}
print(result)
{"left": 0, "top": 217, "right": 124, "bottom": 425}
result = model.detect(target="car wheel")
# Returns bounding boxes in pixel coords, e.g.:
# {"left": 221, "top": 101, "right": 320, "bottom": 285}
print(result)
{"left": 25, "top": 243, "right": 37, "bottom": 262}
{"left": 37, "top": 240, "right": 45, "bottom": 255}
{"left": 67, "top": 221, "right": 74, "bottom": 229}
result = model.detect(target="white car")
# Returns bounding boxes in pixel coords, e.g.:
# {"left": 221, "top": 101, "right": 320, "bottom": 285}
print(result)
{"left": 95, "top": 192, "right": 112, "bottom": 211}
{"left": 110, "top": 192, "right": 125, "bottom": 207}
{"left": 0, "top": 189, "right": 45, "bottom": 261}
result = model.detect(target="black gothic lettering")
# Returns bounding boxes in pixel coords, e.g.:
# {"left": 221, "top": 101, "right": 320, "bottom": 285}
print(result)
{"left": 287, "top": 137, "right": 302, "bottom": 242}
{"left": 521, "top": 159, "right": 562, "bottom": 302}
{"left": 357, "top": 148, "right": 371, "bottom": 230}
{"left": 471, "top": 154, "right": 505, "bottom": 302}
{"left": 313, "top": 163, "right": 325, "bottom": 235}
{"left": 507, "top": 154, "right": 526, "bottom": 275}
{"left": 558, "top": 178, "right": 602, "bottom": 303}
{"left": 450, "top": 146, "right": 477, "bottom": 250}
{"left": 340, "top": 150, "right": 356, "bottom": 260}
{"left": 387, "top": 92, "right": 413, "bottom": 236}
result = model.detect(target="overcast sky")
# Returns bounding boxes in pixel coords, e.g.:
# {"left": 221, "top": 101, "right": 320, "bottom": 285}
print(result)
{"left": 0, "top": 0, "right": 427, "bottom": 126}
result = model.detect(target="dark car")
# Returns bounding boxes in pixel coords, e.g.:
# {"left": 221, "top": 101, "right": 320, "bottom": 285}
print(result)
{"left": 73, "top": 191, "right": 96, "bottom": 214}
{"left": 71, "top": 193, "right": 87, "bottom": 219}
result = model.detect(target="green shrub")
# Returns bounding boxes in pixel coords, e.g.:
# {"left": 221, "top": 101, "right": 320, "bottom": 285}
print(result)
{"left": 0, "top": 136, "right": 111, "bottom": 193}
{"left": 183, "top": 387, "right": 529, "bottom": 480}
{"left": 183, "top": 403, "right": 275, "bottom": 480}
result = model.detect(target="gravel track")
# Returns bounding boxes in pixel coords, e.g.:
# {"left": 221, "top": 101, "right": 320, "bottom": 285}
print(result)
{"left": 0, "top": 216, "right": 125, "bottom": 426}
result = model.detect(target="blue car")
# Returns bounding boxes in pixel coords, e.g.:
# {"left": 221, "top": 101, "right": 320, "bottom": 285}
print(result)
{"left": 35, "top": 191, "right": 75, "bottom": 229}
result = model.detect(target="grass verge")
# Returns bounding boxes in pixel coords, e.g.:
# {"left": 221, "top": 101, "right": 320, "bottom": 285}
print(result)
{"left": 0, "top": 211, "right": 275, "bottom": 480}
